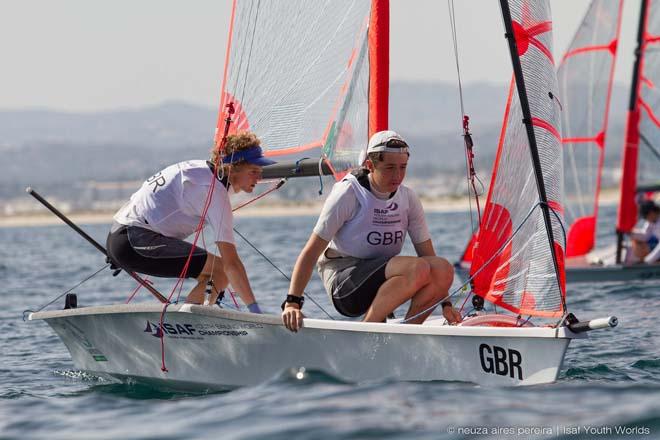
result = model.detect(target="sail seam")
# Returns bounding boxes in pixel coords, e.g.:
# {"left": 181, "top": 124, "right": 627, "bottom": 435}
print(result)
{"left": 640, "top": 99, "right": 660, "bottom": 127}
{"left": 561, "top": 41, "right": 616, "bottom": 62}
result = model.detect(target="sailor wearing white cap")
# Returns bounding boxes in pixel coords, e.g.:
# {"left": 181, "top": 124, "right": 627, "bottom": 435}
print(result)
{"left": 282, "top": 130, "right": 460, "bottom": 331}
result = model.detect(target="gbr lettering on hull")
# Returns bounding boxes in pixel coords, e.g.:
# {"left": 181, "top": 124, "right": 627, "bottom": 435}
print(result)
{"left": 479, "top": 343, "right": 523, "bottom": 380}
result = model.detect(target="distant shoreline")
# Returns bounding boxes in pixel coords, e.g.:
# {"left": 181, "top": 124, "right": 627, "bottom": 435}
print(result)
{"left": 0, "top": 191, "right": 620, "bottom": 228}
{"left": 0, "top": 199, "right": 471, "bottom": 228}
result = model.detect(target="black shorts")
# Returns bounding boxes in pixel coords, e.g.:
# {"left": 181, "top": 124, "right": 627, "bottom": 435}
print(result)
{"left": 318, "top": 254, "right": 389, "bottom": 317}
{"left": 106, "top": 225, "right": 207, "bottom": 279}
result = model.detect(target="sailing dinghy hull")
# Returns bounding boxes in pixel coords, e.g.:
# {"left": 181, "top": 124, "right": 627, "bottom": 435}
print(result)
{"left": 565, "top": 263, "right": 660, "bottom": 283}
{"left": 457, "top": 261, "right": 660, "bottom": 284}
{"left": 30, "top": 304, "right": 579, "bottom": 388}
{"left": 564, "top": 244, "right": 660, "bottom": 282}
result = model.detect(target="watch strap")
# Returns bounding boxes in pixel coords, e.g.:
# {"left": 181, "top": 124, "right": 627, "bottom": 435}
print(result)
{"left": 281, "top": 294, "right": 304, "bottom": 310}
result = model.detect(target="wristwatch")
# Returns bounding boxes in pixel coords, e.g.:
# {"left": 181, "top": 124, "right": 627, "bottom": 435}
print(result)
{"left": 281, "top": 294, "right": 305, "bottom": 310}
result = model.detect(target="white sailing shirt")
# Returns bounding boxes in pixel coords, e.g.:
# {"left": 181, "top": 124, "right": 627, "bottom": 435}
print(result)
{"left": 113, "top": 160, "right": 234, "bottom": 244}
{"left": 313, "top": 173, "right": 430, "bottom": 259}
{"left": 630, "top": 219, "right": 660, "bottom": 263}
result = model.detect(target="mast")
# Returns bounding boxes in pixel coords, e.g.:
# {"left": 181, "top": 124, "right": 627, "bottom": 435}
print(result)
{"left": 368, "top": 0, "right": 389, "bottom": 136}
{"left": 615, "top": 0, "right": 649, "bottom": 264}
{"left": 499, "top": 0, "right": 565, "bottom": 310}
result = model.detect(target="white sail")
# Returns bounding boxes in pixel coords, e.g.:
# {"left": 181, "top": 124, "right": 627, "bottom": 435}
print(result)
{"left": 559, "top": 0, "right": 623, "bottom": 257}
{"left": 215, "top": 0, "right": 380, "bottom": 177}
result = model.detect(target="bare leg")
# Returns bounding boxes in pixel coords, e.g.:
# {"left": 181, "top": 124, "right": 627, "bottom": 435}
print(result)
{"left": 403, "top": 257, "right": 454, "bottom": 324}
{"left": 185, "top": 275, "right": 209, "bottom": 304}
{"left": 632, "top": 240, "right": 650, "bottom": 261}
{"left": 363, "top": 257, "right": 430, "bottom": 323}
{"left": 185, "top": 253, "right": 228, "bottom": 304}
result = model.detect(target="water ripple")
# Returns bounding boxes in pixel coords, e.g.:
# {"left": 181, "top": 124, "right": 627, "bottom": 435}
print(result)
{"left": 564, "top": 364, "right": 634, "bottom": 382}
{"left": 632, "top": 358, "right": 660, "bottom": 371}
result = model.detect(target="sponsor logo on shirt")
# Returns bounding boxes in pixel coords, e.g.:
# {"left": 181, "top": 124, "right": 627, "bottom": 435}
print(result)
{"left": 372, "top": 205, "right": 402, "bottom": 226}
{"left": 385, "top": 201, "right": 398, "bottom": 211}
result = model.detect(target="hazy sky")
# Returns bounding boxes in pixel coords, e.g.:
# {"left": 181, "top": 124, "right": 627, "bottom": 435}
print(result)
{"left": 0, "top": 0, "right": 641, "bottom": 112}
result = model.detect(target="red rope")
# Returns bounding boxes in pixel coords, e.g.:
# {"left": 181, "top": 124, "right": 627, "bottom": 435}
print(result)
{"left": 159, "top": 102, "right": 235, "bottom": 372}
{"left": 227, "top": 287, "right": 240, "bottom": 309}
{"left": 125, "top": 277, "right": 153, "bottom": 303}
{"left": 458, "top": 291, "right": 471, "bottom": 314}
{"left": 158, "top": 303, "right": 172, "bottom": 372}
{"left": 232, "top": 179, "right": 285, "bottom": 212}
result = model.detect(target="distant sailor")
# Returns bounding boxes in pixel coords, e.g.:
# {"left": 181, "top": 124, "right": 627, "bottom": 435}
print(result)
{"left": 281, "top": 130, "right": 461, "bottom": 331}
{"left": 628, "top": 199, "right": 660, "bottom": 265}
{"left": 106, "top": 131, "right": 275, "bottom": 310}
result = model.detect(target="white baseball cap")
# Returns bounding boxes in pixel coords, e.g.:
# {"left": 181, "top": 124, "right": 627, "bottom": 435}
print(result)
{"left": 359, "top": 130, "right": 410, "bottom": 164}
{"left": 367, "top": 130, "right": 410, "bottom": 154}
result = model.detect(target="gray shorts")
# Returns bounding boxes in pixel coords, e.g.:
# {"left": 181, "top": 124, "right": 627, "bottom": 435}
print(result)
{"left": 318, "top": 251, "right": 390, "bottom": 317}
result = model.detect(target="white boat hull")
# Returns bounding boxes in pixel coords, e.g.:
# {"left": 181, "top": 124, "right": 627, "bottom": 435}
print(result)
{"left": 565, "top": 263, "right": 660, "bottom": 283}
{"left": 30, "top": 304, "right": 580, "bottom": 388}
{"left": 456, "top": 261, "right": 660, "bottom": 284}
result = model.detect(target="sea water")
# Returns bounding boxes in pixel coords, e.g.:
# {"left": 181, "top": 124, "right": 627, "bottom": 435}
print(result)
{"left": 1, "top": 207, "right": 659, "bottom": 439}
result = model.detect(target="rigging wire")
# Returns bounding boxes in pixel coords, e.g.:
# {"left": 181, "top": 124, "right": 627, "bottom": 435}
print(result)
{"left": 401, "top": 201, "right": 557, "bottom": 324}
{"left": 547, "top": 201, "right": 569, "bottom": 319}
{"left": 448, "top": 0, "right": 465, "bottom": 118}
{"left": 22, "top": 263, "right": 110, "bottom": 321}
{"left": 447, "top": 0, "right": 482, "bottom": 233}
{"left": 232, "top": 227, "right": 335, "bottom": 320}
{"left": 235, "top": 0, "right": 262, "bottom": 130}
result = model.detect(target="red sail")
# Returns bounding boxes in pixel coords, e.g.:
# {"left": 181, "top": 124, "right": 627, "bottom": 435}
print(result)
{"left": 471, "top": 0, "right": 565, "bottom": 318}
{"left": 617, "top": 0, "right": 660, "bottom": 233}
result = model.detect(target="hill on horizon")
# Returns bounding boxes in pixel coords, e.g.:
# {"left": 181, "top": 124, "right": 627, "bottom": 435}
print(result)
{"left": 0, "top": 80, "right": 631, "bottom": 206}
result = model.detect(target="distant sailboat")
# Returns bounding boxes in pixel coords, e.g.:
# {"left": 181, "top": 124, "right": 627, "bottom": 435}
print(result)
{"left": 564, "top": 0, "right": 660, "bottom": 282}
{"left": 561, "top": 0, "right": 623, "bottom": 261}
{"left": 28, "top": 0, "right": 616, "bottom": 388}
{"left": 459, "top": 0, "right": 660, "bottom": 283}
